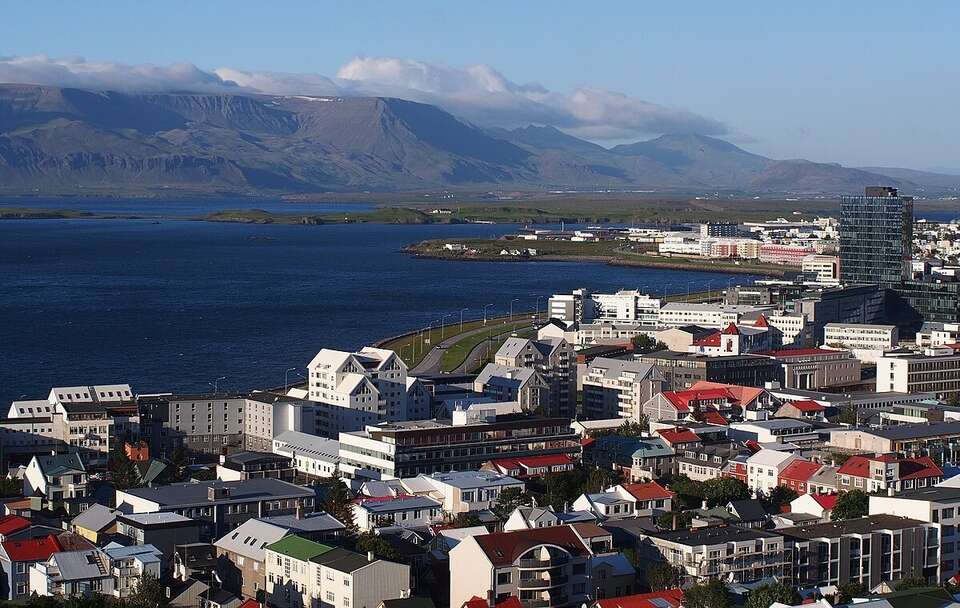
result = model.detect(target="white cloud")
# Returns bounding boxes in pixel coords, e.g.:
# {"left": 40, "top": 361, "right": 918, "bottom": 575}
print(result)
{"left": 0, "top": 54, "right": 727, "bottom": 141}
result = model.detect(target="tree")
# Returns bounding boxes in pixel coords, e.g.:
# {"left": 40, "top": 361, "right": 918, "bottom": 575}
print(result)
{"left": 493, "top": 487, "right": 532, "bottom": 520}
{"left": 836, "top": 581, "right": 866, "bottom": 603}
{"left": 657, "top": 510, "right": 693, "bottom": 531}
{"left": 668, "top": 475, "right": 704, "bottom": 509}
{"left": 831, "top": 489, "right": 868, "bottom": 521}
{"left": 702, "top": 477, "right": 749, "bottom": 508}
{"left": 745, "top": 583, "right": 798, "bottom": 608}
{"left": 126, "top": 572, "right": 168, "bottom": 608}
{"left": 450, "top": 512, "right": 483, "bottom": 528}
{"left": 646, "top": 561, "right": 682, "bottom": 592}
{"left": 0, "top": 476, "right": 21, "bottom": 498}
{"left": 683, "top": 579, "right": 731, "bottom": 608}
{"left": 837, "top": 404, "right": 858, "bottom": 425}
{"left": 616, "top": 419, "right": 648, "bottom": 437}
{"left": 323, "top": 477, "right": 358, "bottom": 537}
{"left": 190, "top": 468, "right": 217, "bottom": 481}
{"left": 895, "top": 577, "right": 930, "bottom": 590}
{"left": 632, "top": 334, "right": 667, "bottom": 353}
{"left": 354, "top": 531, "right": 403, "bottom": 562}
{"left": 583, "top": 466, "right": 620, "bottom": 495}
{"left": 761, "top": 486, "right": 798, "bottom": 513}
{"left": 109, "top": 444, "right": 140, "bottom": 490}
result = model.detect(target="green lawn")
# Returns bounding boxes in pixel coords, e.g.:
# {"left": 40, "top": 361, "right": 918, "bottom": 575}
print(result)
{"left": 380, "top": 313, "right": 531, "bottom": 368}
{"left": 439, "top": 321, "right": 530, "bottom": 372}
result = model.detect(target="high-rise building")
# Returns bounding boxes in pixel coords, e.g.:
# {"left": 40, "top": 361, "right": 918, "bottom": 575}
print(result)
{"left": 839, "top": 186, "right": 913, "bottom": 285}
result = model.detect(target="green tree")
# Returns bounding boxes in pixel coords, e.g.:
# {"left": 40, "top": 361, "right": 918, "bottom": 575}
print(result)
{"left": 616, "top": 419, "right": 648, "bottom": 437}
{"left": 836, "top": 581, "right": 866, "bottom": 603}
{"left": 761, "top": 486, "right": 798, "bottom": 513}
{"left": 657, "top": 510, "right": 694, "bottom": 531}
{"left": 0, "top": 476, "right": 21, "bottom": 497}
{"left": 668, "top": 475, "right": 704, "bottom": 509}
{"left": 702, "top": 477, "right": 749, "bottom": 507}
{"left": 323, "top": 477, "right": 358, "bottom": 537}
{"left": 646, "top": 561, "right": 682, "bottom": 592}
{"left": 126, "top": 572, "right": 168, "bottom": 608}
{"left": 354, "top": 531, "right": 403, "bottom": 562}
{"left": 190, "top": 468, "right": 216, "bottom": 481}
{"left": 632, "top": 334, "right": 667, "bottom": 353}
{"left": 493, "top": 487, "right": 532, "bottom": 520}
{"left": 745, "top": 583, "right": 798, "bottom": 608}
{"left": 169, "top": 445, "right": 189, "bottom": 481}
{"left": 831, "top": 489, "right": 868, "bottom": 521}
{"left": 450, "top": 512, "right": 483, "bottom": 528}
{"left": 837, "top": 404, "right": 858, "bottom": 425}
{"left": 583, "top": 466, "right": 620, "bottom": 495}
{"left": 895, "top": 577, "right": 930, "bottom": 590}
{"left": 109, "top": 444, "right": 141, "bottom": 490}
{"left": 684, "top": 579, "right": 731, "bottom": 608}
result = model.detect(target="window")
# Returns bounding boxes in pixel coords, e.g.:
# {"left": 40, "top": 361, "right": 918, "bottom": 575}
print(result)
{"left": 326, "top": 592, "right": 335, "bottom": 601}
{"left": 497, "top": 572, "right": 512, "bottom": 585}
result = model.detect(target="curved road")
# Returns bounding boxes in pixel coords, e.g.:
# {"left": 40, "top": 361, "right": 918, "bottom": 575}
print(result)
{"left": 410, "top": 321, "right": 533, "bottom": 376}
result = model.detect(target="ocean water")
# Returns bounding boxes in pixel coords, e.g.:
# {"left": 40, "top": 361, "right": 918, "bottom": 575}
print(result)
{"left": 0, "top": 198, "right": 374, "bottom": 217}
{"left": 0, "top": 218, "right": 758, "bottom": 404}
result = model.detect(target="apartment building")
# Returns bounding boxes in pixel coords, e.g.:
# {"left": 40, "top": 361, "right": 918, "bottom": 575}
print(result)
{"left": 729, "top": 419, "right": 821, "bottom": 446}
{"left": 28, "top": 547, "right": 113, "bottom": 598}
{"left": 658, "top": 303, "right": 773, "bottom": 329}
{"left": 759, "top": 347, "right": 861, "bottom": 390}
{"left": 114, "top": 479, "right": 317, "bottom": 539}
{"left": 823, "top": 323, "right": 898, "bottom": 362}
{"left": 782, "top": 515, "right": 939, "bottom": 589}
{"left": 114, "top": 512, "right": 201, "bottom": 559}
{"left": 138, "top": 393, "right": 246, "bottom": 457}
{"left": 639, "top": 526, "right": 787, "bottom": 585}
{"left": 548, "top": 288, "right": 660, "bottom": 325}
{"left": 675, "top": 445, "right": 744, "bottom": 482}
{"left": 495, "top": 337, "right": 576, "bottom": 418}
{"left": 307, "top": 347, "right": 410, "bottom": 422}
{"left": 637, "top": 351, "right": 779, "bottom": 390}
{"left": 244, "top": 392, "right": 322, "bottom": 452}
{"left": 916, "top": 322, "right": 960, "bottom": 348}
{"left": 401, "top": 470, "right": 525, "bottom": 515}
{"left": 264, "top": 535, "right": 410, "bottom": 608}
{"left": 216, "top": 451, "right": 295, "bottom": 482}
{"left": 474, "top": 364, "right": 549, "bottom": 414}
{"left": 449, "top": 524, "right": 616, "bottom": 608}
{"left": 836, "top": 455, "right": 942, "bottom": 494}
{"left": 338, "top": 410, "right": 580, "bottom": 479}
{"left": 353, "top": 495, "right": 443, "bottom": 531}
{"left": 582, "top": 358, "right": 664, "bottom": 421}
{"left": 829, "top": 421, "right": 960, "bottom": 456}
{"left": 870, "top": 486, "right": 960, "bottom": 581}
{"left": 877, "top": 349, "right": 960, "bottom": 400}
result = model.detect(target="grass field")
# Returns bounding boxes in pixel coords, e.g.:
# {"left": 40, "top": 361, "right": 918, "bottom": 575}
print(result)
{"left": 438, "top": 321, "right": 531, "bottom": 372}
{"left": 380, "top": 313, "right": 533, "bottom": 368}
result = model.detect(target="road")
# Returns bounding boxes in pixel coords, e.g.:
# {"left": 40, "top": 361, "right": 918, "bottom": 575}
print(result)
{"left": 410, "top": 320, "right": 533, "bottom": 376}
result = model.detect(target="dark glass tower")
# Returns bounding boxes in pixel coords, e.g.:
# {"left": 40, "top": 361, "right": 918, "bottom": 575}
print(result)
{"left": 839, "top": 186, "right": 913, "bottom": 285}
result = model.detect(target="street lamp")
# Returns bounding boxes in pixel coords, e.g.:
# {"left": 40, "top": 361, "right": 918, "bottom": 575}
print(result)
{"left": 482, "top": 303, "right": 494, "bottom": 325}
{"left": 284, "top": 367, "right": 298, "bottom": 392}
{"left": 509, "top": 298, "right": 520, "bottom": 321}
{"left": 460, "top": 308, "right": 469, "bottom": 332}
{"left": 533, "top": 296, "right": 544, "bottom": 323}
{"left": 440, "top": 313, "right": 453, "bottom": 339}
{"left": 209, "top": 376, "right": 226, "bottom": 394}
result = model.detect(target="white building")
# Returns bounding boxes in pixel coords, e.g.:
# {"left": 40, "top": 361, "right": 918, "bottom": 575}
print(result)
{"left": 352, "top": 495, "right": 443, "bottom": 531}
{"left": 581, "top": 358, "right": 664, "bottom": 421}
{"left": 272, "top": 430, "right": 340, "bottom": 479}
{"left": 307, "top": 347, "right": 409, "bottom": 421}
{"left": 801, "top": 255, "right": 840, "bottom": 285}
{"left": 400, "top": 470, "right": 524, "bottom": 515}
{"left": 23, "top": 453, "right": 87, "bottom": 503}
{"left": 657, "top": 303, "right": 773, "bottom": 329}
{"left": 823, "top": 323, "right": 898, "bottom": 363}
{"left": 876, "top": 348, "right": 960, "bottom": 400}
{"left": 745, "top": 450, "right": 799, "bottom": 494}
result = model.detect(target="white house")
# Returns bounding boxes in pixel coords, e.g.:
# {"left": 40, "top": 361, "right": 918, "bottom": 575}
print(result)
{"left": 745, "top": 450, "right": 799, "bottom": 494}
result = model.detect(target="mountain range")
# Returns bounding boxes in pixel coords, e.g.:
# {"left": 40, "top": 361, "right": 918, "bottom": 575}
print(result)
{"left": 1, "top": 84, "right": 958, "bottom": 196}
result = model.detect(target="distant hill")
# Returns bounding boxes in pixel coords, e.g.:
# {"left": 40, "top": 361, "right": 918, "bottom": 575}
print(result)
{"left": 0, "top": 83, "right": 939, "bottom": 196}
{"left": 857, "top": 166, "right": 960, "bottom": 192}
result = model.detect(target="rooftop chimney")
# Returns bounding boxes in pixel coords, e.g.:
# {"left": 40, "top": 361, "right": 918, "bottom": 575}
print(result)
{"left": 367, "top": 551, "right": 375, "bottom": 562}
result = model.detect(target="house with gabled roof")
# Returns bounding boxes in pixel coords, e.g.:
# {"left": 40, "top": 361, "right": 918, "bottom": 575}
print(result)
{"left": 837, "top": 454, "right": 943, "bottom": 494}
{"left": 307, "top": 346, "right": 409, "bottom": 421}
{"left": 572, "top": 482, "right": 673, "bottom": 520}
{"left": 474, "top": 364, "right": 549, "bottom": 414}
{"left": 790, "top": 493, "right": 838, "bottom": 521}
{"left": 778, "top": 459, "right": 824, "bottom": 495}
{"left": 0, "top": 534, "right": 62, "bottom": 600}
{"left": 28, "top": 547, "right": 113, "bottom": 598}
{"left": 23, "top": 453, "right": 87, "bottom": 504}
{"left": 214, "top": 518, "right": 290, "bottom": 599}
{"left": 483, "top": 454, "right": 575, "bottom": 479}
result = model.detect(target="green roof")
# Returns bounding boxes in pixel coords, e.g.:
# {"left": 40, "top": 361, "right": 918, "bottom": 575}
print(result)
{"left": 266, "top": 535, "right": 334, "bottom": 561}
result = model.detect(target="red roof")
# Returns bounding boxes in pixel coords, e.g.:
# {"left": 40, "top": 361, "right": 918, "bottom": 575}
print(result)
{"left": 0, "top": 515, "right": 31, "bottom": 536}
{"left": 744, "top": 440, "right": 762, "bottom": 453}
{"left": 472, "top": 525, "right": 595, "bottom": 566}
{"left": 753, "top": 315, "right": 770, "bottom": 328}
{"left": 661, "top": 386, "right": 743, "bottom": 411}
{"left": 700, "top": 410, "right": 729, "bottom": 425}
{"left": 688, "top": 381, "right": 766, "bottom": 408}
{"left": 778, "top": 459, "right": 822, "bottom": 483}
{"left": 837, "top": 455, "right": 874, "bottom": 478}
{"left": 693, "top": 332, "right": 722, "bottom": 347}
{"left": 837, "top": 454, "right": 942, "bottom": 481}
{"left": 595, "top": 588, "right": 684, "bottom": 608}
{"left": 789, "top": 400, "right": 826, "bottom": 412}
{"left": 620, "top": 481, "right": 673, "bottom": 501}
{"left": 238, "top": 601, "right": 261, "bottom": 608}
{"left": 465, "top": 597, "right": 523, "bottom": 608}
{"left": 721, "top": 323, "right": 740, "bottom": 335}
{"left": 657, "top": 428, "right": 700, "bottom": 445}
{"left": 899, "top": 456, "right": 943, "bottom": 480}
{"left": 514, "top": 454, "right": 574, "bottom": 468}
{"left": 811, "top": 494, "right": 839, "bottom": 510}
{"left": 1, "top": 534, "right": 62, "bottom": 562}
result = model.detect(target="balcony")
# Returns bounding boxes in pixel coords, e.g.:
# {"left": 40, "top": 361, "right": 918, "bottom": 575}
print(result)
{"left": 518, "top": 575, "right": 569, "bottom": 589}
{"left": 519, "top": 555, "right": 570, "bottom": 569}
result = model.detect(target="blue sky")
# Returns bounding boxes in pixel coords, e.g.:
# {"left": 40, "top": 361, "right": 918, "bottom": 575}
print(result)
{"left": 2, "top": 2, "right": 958, "bottom": 170}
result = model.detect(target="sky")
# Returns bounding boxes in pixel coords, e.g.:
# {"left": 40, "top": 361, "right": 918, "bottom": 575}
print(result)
{"left": 2, "top": 2, "right": 958, "bottom": 171}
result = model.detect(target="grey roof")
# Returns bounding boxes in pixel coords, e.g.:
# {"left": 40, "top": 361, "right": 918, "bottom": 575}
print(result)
{"left": 782, "top": 515, "right": 929, "bottom": 539}
{"left": 116, "top": 512, "right": 196, "bottom": 527}
{"left": 651, "top": 525, "right": 779, "bottom": 546}
{"left": 311, "top": 546, "right": 374, "bottom": 573}
{"left": 497, "top": 337, "right": 555, "bottom": 360}
{"left": 273, "top": 431, "right": 340, "bottom": 461}
{"left": 419, "top": 470, "right": 522, "bottom": 489}
{"left": 474, "top": 363, "right": 539, "bottom": 390}
{"left": 355, "top": 495, "right": 441, "bottom": 513}
{"left": 727, "top": 499, "right": 767, "bottom": 522}
{"left": 223, "top": 451, "right": 290, "bottom": 466}
{"left": 51, "top": 549, "right": 110, "bottom": 581}
{"left": 120, "top": 478, "right": 313, "bottom": 508}
{"left": 851, "top": 421, "right": 960, "bottom": 440}
{"left": 102, "top": 543, "right": 162, "bottom": 563}
{"left": 215, "top": 518, "right": 290, "bottom": 560}
{"left": 259, "top": 512, "right": 346, "bottom": 533}
{"left": 878, "top": 486, "right": 960, "bottom": 503}
{"left": 34, "top": 453, "right": 85, "bottom": 475}
{"left": 631, "top": 437, "right": 675, "bottom": 459}
{"left": 71, "top": 504, "right": 119, "bottom": 532}
{"left": 586, "top": 357, "right": 660, "bottom": 380}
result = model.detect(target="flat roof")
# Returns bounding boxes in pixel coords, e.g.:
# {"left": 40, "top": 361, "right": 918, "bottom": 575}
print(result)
{"left": 651, "top": 525, "right": 779, "bottom": 546}
{"left": 120, "top": 479, "right": 313, "bottom": 507}
{"left": 782, "top": 515, "right": 929, "bottom": 539}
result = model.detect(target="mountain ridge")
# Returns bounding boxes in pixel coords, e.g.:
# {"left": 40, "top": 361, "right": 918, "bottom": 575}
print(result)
{"left": 0, "top": 84, "right": 951, "bottom": 196}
